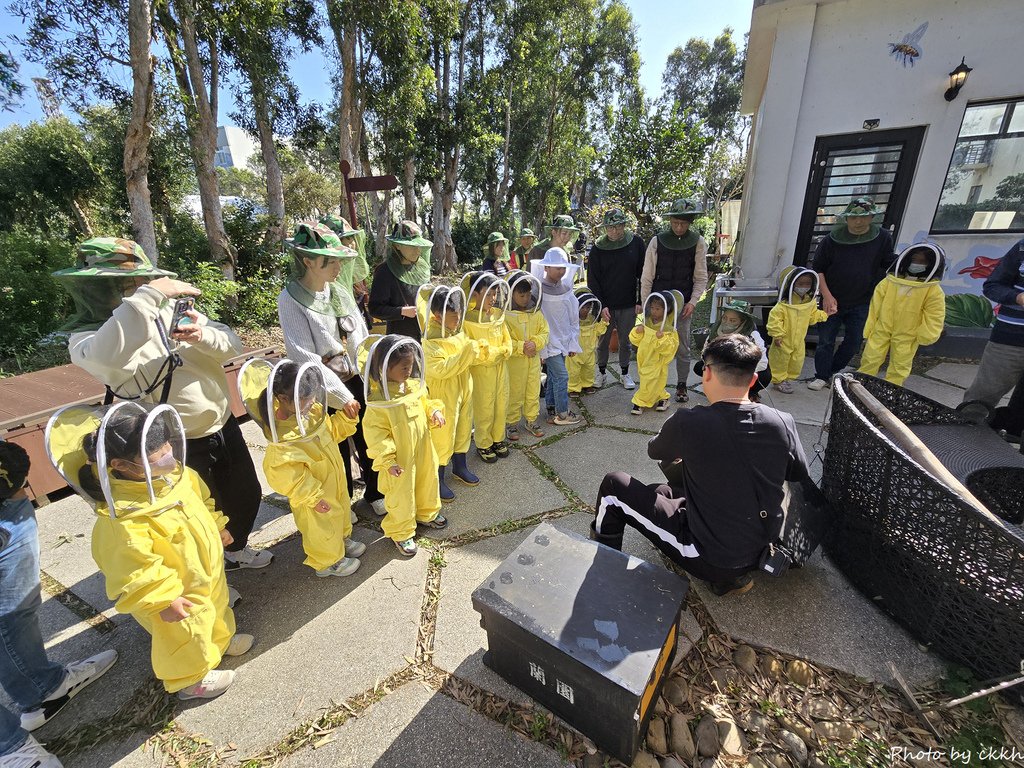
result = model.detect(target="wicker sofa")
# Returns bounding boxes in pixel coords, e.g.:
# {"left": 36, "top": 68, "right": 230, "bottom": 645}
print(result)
{"left": 823, "top": 374, "right": 1024, "bottom": 680}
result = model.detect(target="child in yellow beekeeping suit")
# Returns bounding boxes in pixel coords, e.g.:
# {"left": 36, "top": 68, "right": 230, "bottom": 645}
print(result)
{"left": 568, "top": 289, "right": 608, "bottom": 394}
{"left": 858, "top": 243, "right": 946, "bottom": 386}
{"left": 362, "top": 335, "right": 448, "bottom": 557}
{"left": 417, "top": 284, "right": 481, "bottom": 502}
{"left": 461, "top": 272, "right": 513, "bottom": 463}
{"left": 48, "top": 403, "right": 250, "bottom": 701}
{"left": 767, "top": 267, "right": 830, "bottom": 394}
{"left": 629, "top": 292, "right": 680, "bottom": 414}
{"left": 240, "top": 359, "right": 365, "bottom": 578}
{"left": 504, "top": 271, "right": 549, "bottom": 441}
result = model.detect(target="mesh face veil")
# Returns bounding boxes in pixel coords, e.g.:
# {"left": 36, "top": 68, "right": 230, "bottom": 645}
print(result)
{"left": 577, "top": 292, "right": 602, "bottom": 328}
{"left": 239, "top": 359, "right": 327, "bottom": 443}
{"left": 363, "top": 335, "right": 426, "bottom": 407}
{"left": 417, "top": 285, "right": 467, "bottom": 340}
{"left": 505, "top": 270, "right": 543, "bottom": 313}
{"left": 460, "top": 272, "right": 510, "bottom": 325}
{"left": 643, "top": 291, "right": 677, "bottom": 332}
{"left": 46, "top": 402, "right": 186, "bottom": 518}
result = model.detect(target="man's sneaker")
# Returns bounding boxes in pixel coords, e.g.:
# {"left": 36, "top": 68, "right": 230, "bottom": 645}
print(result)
{"left": 675, "top": 388, "right": 689, "bottom": 403}
{"left": 806, "top": 378, "right": 829, "bottom": 391}
{"left": 622, "top": 374, "right": 637, "bottom": 390}
{"left": 595, "top": 370, "right": 606, "bottom": 387}
{"left": 655, "top": 400, "right": 669, "bottom": 412}
{"left": 709, "top": 575, "right": 755, "bottom": 597}
{"left": 316, "top": 557, "right": 361, "bottom": 578}
{"left": 506, "top": 425, "right": 520, "bottom": 442}
{"left": 178, "top": 670, "right": 235, "bottom": 700}
{"left": 371, "top": 499, "right": 388, "bottom": 516}
{"left": 493, "top": 441, "right": 510, "bottom": 458}
{"left": 224, "top": 546, "right": 273, "bottom": 571}
{"left": 419, "top": 514, "right": 449, "bottom": 530}
{"left": 525, "top": 421, "right": 545, "bottom": 438}
{"left": 228, "top": 586, "right": 241, "bottom": 608}
{"left": 773, "top": 380, "right": 794, "bottom": 394}
{"left": 224, "top": 634, "right": 254, "bottom": 657}
{"left": 395, "top": 538, "right": 418, "bottom": 557}
{"left": 553, "top": 411, "right": 581, "bottom": 426}
{"left": 630, "top": 404, "right": 642, "bottom": 416}
{"left": 476, "top": 446, "right": 498, "bottom": 463}
{"left": 345, "top": 538, "right": 366, "bottom": 557}
{"left": 0, "top": 736, "right": 61, "bottom": 768}
{"left": 350, "top": 508, "right": 358, "bottom": 525}
{"left": 20, "top": 649, "right": 118, "bottom": 732}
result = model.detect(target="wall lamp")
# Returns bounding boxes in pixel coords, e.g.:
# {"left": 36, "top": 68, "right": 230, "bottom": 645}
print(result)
{"left": 944, "top": 58, "right": 973, "bottom": 102}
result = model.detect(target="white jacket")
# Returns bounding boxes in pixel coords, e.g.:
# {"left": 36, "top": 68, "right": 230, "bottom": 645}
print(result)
{"left": 538, "top": 290, "right": 582, "bottom": 359}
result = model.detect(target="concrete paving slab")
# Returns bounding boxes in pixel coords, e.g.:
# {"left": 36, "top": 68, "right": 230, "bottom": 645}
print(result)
{"left": 579, "top": 381, "right": 692, "bottom": 432}
{"left": 238, "top": 417, "right": 269, "bottom": 449}
{"left": 428, "top": 449, "right": 566, "bottom": 541}
{"left": 692, "top": 550, "right": 945, "bottom": 684}
{"left": 245, "top": 498, "right": 298, "bottom": 549}
{"left": 281, "top": 683, "right": 568, "bottom": 768}
{"left": 506, "top": 395, "right": 581, "bottom": 447}
{"left": 903, "top": 374, "right": 967, "bottom": 408}
{"left": 176, "top": 529, "right": 427, "bottom": 756}
{"left": 434, "top": 516, "right": 662, "bottom": 706}
{"left": 62, "top": 733, "right": 164, "bottom": 768}
{"left": 925, "top": 362, "right": 977, "bottom": 390}
{"left": 533, "top": 427, "right": 666, "bottom": 507}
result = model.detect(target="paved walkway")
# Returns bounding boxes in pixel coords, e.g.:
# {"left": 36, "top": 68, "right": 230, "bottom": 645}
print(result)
{"left": 11, "top": 360, "right": 994, "bottom": 766}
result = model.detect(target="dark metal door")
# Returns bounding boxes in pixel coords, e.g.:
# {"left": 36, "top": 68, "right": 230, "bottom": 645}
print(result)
{"left": 794, "top": 127, "right": 925, "bottom": 266}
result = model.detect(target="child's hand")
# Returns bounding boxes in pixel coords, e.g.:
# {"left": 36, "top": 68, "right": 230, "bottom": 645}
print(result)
{"left": 635, "top": 326, "right": 645, "bottom": 336}
{"left": 430, "top": 410, "right": 445, "bottom": 427}
{"left": 523, "top": 340, "right": 536, "bottom": 357}
{"left": 342, "top": 400, "right": 361, "bottom": 419}
{"left": 160, "top": 596, "right": 194, "bottom": 623}
{"left": 220, "top": 529, "right": 234, "bottom": 547}
{"left": 315, "top": 499, "right": 331, "bottom": 514}
{"left": 656, "top": 331, "right": 664, "bottom": 339}
{"left": 773, "top": 338, "right": 782, "bottom": 347}
{"left": 388, "top": 465, "right": 404, "bottom": 477}
{"left": 568, "top": 351, "right": 577, "bottom": 357}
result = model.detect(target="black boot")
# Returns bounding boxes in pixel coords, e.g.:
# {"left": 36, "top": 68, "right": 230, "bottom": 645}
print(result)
{"left": 588, "top": 520, "right": 623, "bottom": 551}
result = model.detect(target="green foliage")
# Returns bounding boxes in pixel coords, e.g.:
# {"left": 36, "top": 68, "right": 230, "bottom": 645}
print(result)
{"left": 933, "top": 199, "right": 1024, "bottom": 231}
{"left": 663, "top": 28, "right": 746, "bottom": 142}
{"left": 451, "top": 217, "right": 492, "bottom": 266}
{"left": 0, "top": 229, "right": 75, "bottom": 355}
{"left": 820, "top": 738, "right": 889, "bottom": 768}
{"left": 945, "top": 293, "right": 995, "bottom": 328}
{"left": 232, "top": 268, "right": 285, "bottom": 330}
{"left": 995, "top": 172, "right": 1024, "bottom": 201}
{"left": 0, "top": 49, "right": 25, "bottom": 112}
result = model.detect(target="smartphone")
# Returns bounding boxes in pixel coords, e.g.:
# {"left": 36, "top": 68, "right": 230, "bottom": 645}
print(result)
{"left": 170, "top": 298, "right": 195, "bottom": 332}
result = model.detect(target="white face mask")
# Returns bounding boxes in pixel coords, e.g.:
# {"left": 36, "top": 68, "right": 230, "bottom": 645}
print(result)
{"left": 719, "top": 321, "right": 741, "bottom": 334}
{"left": 907, "top": 263, "right": 928, "bottom": 275}
{"left": 794, "top": 286, "right": 811, "bottom": 297}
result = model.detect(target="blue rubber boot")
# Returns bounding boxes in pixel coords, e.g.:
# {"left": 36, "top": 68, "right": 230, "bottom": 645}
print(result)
{"left": 439, "top": 465, "right": 455, "bottom": 503}
{"left": 450, "top": 453, "right": 479, "bottom": 486}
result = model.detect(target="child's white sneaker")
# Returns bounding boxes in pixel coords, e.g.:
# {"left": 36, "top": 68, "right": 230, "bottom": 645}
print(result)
{"left": 806, "top": 378, "right": 829, "bottom": 391}
{"left": 177, "top": 670, "right": 235, "bottom": 700}
{"left": 345, "top": 538, "right": 366, "bottom": 557}
{"left": 317, "top": 557, "right": 360, "bottom": 578}
{"left": 370, "top": 499, "right": 388, "bottom": 517}
{"left": 224, "top": 634, "right": 254, "bottom": 657}
{"left": 622, "top": 374, "right": 637, "bottom": 390}
{"left": 224, "top": 546, "right": 273, "bottom": 571}
{"left": 0, "top": 736, "right": 61, "bottom": 768}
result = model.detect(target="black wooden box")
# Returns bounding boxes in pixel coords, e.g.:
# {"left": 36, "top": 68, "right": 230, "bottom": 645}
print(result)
{"left": 471, "top": 522, "right": 689, "bottom": 763}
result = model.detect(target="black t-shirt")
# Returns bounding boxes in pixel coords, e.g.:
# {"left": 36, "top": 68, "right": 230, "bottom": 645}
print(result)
{"left": 811, "top": 229, "right": 895, "bottom": 309}
{"left": 647, "top": 402, "right": 808, "bottom": 569}
{"left": 587, "top": 237, "right": 644, "bottom": 310}
{"left": 367, "top": 264, "right": 421, "bottom": 340}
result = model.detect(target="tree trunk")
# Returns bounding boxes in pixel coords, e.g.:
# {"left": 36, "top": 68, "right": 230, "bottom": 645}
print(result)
{"left": 402, "top": 153, "right": 416, "bottom": 220}
{"left": 124, "top": 0, "right": 158, "bottom": 262}
{"left": 158, "top": 0, "right": 235, "bottom": 278}
{"left": 247, "top": 65, "right": 285, "bottom": 245}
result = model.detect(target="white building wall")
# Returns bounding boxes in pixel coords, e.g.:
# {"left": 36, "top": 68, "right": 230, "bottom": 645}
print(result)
{"left": 738, "top": 0, "right": 1024, "bottom": 297}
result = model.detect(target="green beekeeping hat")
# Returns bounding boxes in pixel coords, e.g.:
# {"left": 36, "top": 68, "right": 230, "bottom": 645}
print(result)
{"left": 53, "top": 237, "right": 175, "bottom": 279}
{"left": 662, "top": 199, "right": 703, "bottom": 220}
{"left": 386, "top": 220, "right": 433, "bottom": 248}
{"left": 519, "top": 228, "right": 536, "bottom": 239}
{"left": 319, "top": 214, "right": 361, "bottom": 239}
{"left": 601, "top": 208, "right": 630, "bottom": 227}
{"left": 486, "top": 232, "right": 508, "bottom": 246}
{"left": 286, "top": 222, "right": 355, "bottom": 259}
{"left": 836, "top": 197, "right": 880, "bottom": 220}
{"left": 545, "top": 215, "right": 581, "bottom": 234}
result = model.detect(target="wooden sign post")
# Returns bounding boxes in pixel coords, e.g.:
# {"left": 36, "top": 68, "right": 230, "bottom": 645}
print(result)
{"left": 339, "top": 159, "right": 399, "bottom": 227}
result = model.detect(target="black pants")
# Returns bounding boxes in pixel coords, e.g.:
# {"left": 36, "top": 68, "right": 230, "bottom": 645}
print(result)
{"left": 333, "top": 375, "right": 382, "bottom": 503}
{"left": 593, "top": 471, "right": 750, "bottom": 586}
{"left": 186, "top": 414, "right": 262, "bottom": 552}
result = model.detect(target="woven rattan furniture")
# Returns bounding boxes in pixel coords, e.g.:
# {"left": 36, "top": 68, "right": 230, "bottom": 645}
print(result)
{"left": 823, "top": 374, "right": 1024, "bottom": 680}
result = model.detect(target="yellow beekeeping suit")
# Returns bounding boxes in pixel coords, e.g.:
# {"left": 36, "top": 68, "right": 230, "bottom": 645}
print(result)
{"left": 505, "top": 309, "right": 549, "bottom": 424}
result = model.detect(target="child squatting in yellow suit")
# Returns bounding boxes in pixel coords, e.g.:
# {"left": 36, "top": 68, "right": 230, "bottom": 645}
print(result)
{"left": 568, "top": 288, "right": 608, "bottom": 394}
{"left": 629, "top": 291, "right": 680, "bottom": 414}
{"left": 362, "top": 335, "right": 449, "bottom": 557}
{"left": 241, "top": 359, "right": 365, "bottom": 578}
{"left": 767, "top": 266, "right": 830, "bottom": 394}
{"left": 504, "top": 271, "right": 549, "bottom": 441}
{"left": 417, "top": 285, "right": 482, "bottom": 502}
{"left": 50, "top": 403, "right": 248, "bottom": 701}
{"left": 461, "top": 272, "right": 513, "bottom": 463}
{"left": 858, "top": 243, "right": 946, "bottom": 386}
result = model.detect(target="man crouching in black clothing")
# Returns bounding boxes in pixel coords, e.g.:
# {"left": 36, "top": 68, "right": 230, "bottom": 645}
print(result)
{"left": 590, "top": 334, "right": 809, "bottom": 596}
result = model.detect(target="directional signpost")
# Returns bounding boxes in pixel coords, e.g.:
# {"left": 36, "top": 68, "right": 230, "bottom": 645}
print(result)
{"left": 339, "top": 159, "right": 399, "bottom": 227}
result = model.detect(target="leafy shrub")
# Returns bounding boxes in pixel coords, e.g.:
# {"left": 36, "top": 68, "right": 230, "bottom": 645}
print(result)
{"left": 945, "top": 293, "right": 994, "bottom": 328}
{"left": 0, "top": 230, "right": 75, "bottom": 355}
{"left": 451, "top": 217, "right": 493, "bottom": 265}
{"left": 231, "top": 268, "right": 284, "bottom": 330}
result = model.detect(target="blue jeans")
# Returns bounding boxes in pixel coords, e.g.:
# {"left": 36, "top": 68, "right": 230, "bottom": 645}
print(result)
{"left": 544, "top": 354, "right": 570, "bottom": 415}
{"left": 813, "top": 303, "right": 870, "bottom": 381}
{"left": 0, "top": 498, "right": 65, "bottom": 756}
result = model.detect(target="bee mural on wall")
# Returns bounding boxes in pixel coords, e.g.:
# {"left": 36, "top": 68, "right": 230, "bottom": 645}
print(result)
{"left": 889, "top": 22, "right": 928, "bottom": 67}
